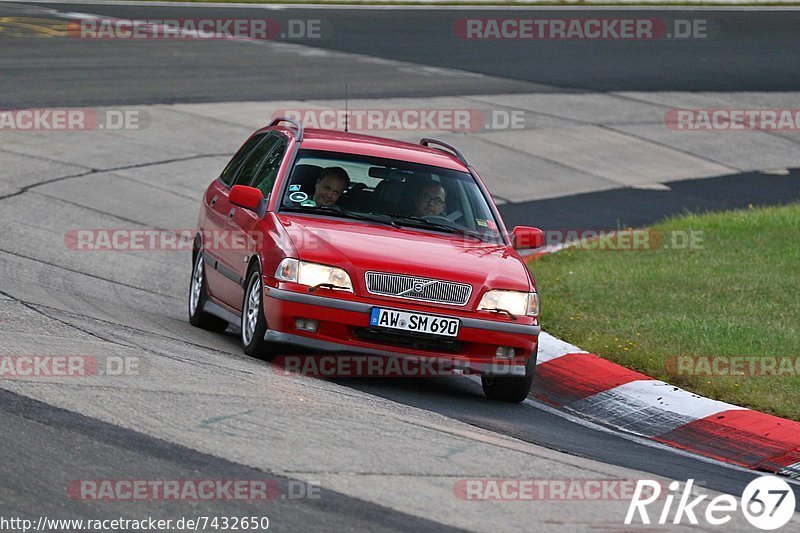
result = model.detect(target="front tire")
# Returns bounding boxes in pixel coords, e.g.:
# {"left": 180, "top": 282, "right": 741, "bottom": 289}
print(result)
{"left": 481, "top": 344, "right": 537, "bottom": 403}
{"left": 188, "top": 250, "right": 229, "bottom": 333}
{"left": 241, "top": 265, "right": 275, "bottom": 360}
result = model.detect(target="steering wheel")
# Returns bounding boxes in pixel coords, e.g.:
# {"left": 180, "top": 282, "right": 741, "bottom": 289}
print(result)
{"left": 423, "top": 211, "right": 464, "bottom": 224}
{"left": 424, "top": 215, "right": 454, "bottom": 224}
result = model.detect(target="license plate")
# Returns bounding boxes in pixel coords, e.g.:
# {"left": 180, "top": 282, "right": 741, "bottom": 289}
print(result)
{"left": 369, "top": 307, "right": 460, "bottom": 337}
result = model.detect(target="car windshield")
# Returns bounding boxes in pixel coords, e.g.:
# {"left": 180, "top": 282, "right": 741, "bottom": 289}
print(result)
{"left": 279, "top": 149, "right": 503, "bottom": 242}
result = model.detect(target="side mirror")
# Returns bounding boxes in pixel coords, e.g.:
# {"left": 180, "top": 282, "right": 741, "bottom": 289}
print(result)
{"left": 512, "top": 226, "right": 543, "bottom": 250}
{"left": 230, "top": 185, "right": 263, "bottom": 211}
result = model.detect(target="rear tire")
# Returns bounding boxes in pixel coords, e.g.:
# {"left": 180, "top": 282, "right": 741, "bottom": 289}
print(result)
{"left": 481, "top": 344, "right": 537, "bottom": 403}
{"left": 188, "top": 249, "right": 229, "bottom": 333}
{"left": 241, "top": 265, "right": 276, "bottom": 360}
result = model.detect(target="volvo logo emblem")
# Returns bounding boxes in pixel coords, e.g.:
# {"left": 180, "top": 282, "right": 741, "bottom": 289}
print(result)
{"left": 398, "top": 279, "right": 438, "bottom": 297}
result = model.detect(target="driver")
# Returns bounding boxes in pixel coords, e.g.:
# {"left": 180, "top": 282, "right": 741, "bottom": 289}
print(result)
{"left": 413, "top": 182, "right": 446, "bottom": 217}
{"left": 312, "top": 167, "right": 350, "bottom": 207}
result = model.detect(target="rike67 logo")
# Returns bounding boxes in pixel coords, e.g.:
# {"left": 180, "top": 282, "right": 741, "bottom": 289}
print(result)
{"left": 626, "top": 476, "right": 796, "bottom": 530}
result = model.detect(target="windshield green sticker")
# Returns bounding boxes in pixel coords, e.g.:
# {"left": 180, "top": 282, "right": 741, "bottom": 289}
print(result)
{"left": 300, "top": 199, "right": 316, "bottom": 207}
{"left": 476, "top": 219, "right": 488, "bottom": 227}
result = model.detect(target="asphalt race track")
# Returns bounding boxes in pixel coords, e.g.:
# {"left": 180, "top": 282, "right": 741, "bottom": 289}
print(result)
{"left": 1, "top": 1, "right": 799, "bottom": 531}
{"left": 4, "top": 3, "right": 800, "bottom": 107}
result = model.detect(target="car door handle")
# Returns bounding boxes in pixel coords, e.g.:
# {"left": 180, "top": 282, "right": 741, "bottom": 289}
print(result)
{"left": 210, "top": 194, "right": 219, "bottom": 207}
{"left": 227, "top": 208, "right": 235, "bottom": 219}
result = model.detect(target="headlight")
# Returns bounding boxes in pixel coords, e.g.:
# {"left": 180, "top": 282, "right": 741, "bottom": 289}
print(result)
{"left": 479, "top": 290, "right": 539, "bottom": 317}
{"left": 275, "top": 258, "right": 353, "bottom": 292}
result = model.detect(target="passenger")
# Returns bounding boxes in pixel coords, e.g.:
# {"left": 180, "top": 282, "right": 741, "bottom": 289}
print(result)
{"left": 312, "top": 167, "right": 350, "bottom": 207}
{"left": 413, "top": 181, "right": 446, "bottom": 217}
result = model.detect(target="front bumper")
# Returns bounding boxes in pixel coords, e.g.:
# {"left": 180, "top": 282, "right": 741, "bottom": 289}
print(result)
{"left": 262, "top": 285, "right": 539, "bottom": 376}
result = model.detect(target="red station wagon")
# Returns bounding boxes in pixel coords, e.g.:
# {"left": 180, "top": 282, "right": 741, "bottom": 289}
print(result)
{"left": 189, "top": 118, "right": 544, "bottom": 402}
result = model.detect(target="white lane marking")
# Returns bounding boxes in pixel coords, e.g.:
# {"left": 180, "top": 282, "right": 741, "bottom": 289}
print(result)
{"left": 761, "top": 168, "right": 790, "bottom": 175}
{"left": 468, "top": 373, "right": 799, "bottom": 483}
{"left": 521, "top": 394, "right": 800, "bottom": 487}
{"left": 567, "top": 379, "right": 746, "bottom": 437}
{"left": 537, "top": 331, "right": 587, "bottom": 364}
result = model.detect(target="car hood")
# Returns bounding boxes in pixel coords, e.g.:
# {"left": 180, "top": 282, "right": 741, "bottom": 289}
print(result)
{"left": 278, "top": 214, "right": 534, "bottom": 301}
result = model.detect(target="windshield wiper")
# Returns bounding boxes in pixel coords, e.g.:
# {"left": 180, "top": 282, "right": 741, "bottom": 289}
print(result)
{"left": 282, "top": 206, "right": 399, "bottom": 228}
{"left": 389, "top": 215, "right": 490, "bottom": 242}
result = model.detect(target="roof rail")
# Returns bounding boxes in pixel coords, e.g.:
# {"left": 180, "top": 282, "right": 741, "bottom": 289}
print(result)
{"left": 419, "top": 138, "right": 468, "bottom": 167}
{"left": 269, "top": 116, "right": 303, "bottom": 142}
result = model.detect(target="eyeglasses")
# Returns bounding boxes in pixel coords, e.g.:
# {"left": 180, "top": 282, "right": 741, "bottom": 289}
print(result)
{"left": 421, "top": 195, "right": 445, "bottom": 207}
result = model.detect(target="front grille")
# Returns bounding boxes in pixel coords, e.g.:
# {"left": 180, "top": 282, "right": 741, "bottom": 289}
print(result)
{"left": 365, "top": 271, "right": 472, "bottom": 306}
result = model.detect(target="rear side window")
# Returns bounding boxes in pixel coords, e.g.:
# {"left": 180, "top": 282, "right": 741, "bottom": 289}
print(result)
{"left": 233, "top": 135, "right": 282, "bottom": 188}
{"left": 219, "top": 134, "right": 267, "bottom": 187}
{"left": 251, "top": 137, "right": 288, "bottom": 197}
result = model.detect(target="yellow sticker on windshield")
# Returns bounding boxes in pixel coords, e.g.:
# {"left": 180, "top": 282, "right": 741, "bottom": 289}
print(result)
{"left": 476, "top": 219, "right": 488, "bottom": 227}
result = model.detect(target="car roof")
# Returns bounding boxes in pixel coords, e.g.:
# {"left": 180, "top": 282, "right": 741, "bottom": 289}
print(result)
{"left": 264, "top": 126, "right": 470, "bottom": 172}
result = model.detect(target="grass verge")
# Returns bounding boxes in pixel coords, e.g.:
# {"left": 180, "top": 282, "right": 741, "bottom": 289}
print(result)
{"left": 529, "top": 203, "right": 800, "bottom": 421}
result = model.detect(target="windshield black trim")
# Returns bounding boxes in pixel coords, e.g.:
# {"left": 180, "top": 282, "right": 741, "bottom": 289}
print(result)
{"left": 271, "top": 130, "right": 304, "bottom": 213}
{"left": 281, "top": 206, "right": 400, "bottom": 228}
{"left": 466, "top": 165, "right": 511, "bottom": 247}
{"left": 388, "top": 215, "right": 499, "bottom": 243}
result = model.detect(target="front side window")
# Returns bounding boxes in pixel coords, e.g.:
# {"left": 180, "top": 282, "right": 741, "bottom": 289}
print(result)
{"left": 251, "top": 137, "right": 288, "bottom": 197}
{"left": 233, "top": 134, "right": 282, "bottom": 188}
{"left": 219, "top": 133, "right": 267, "bottom": 187}
{"left": 279, "top": 149, "right": 502, "bottom": 242}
